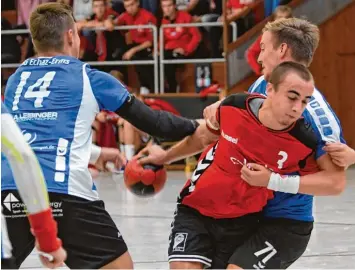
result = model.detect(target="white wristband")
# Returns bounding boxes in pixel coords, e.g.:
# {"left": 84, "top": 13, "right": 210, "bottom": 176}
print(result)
{"left": 267, "top": 172, "right": 300, "bottom": 194}
{"left": 90, "top": 144, "right": 102, "bottom": 164}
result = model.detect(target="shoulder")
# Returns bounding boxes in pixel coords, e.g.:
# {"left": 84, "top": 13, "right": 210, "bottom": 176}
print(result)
{"left": 289, "top": 118, "right": 318, "bottom": 150}
{"left": 249, "top": 75, "right": 266, "bottom": 93}
{"left": 304, "top": 87, "right": 342, "bottom": 142}
{"left": 220, "top": 93, "right": 249, "bottom": 110}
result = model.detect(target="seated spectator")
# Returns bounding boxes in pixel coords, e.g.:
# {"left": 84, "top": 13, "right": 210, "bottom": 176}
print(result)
{"left": 202, "top": 0, "right": 255, "bottom": 57}
{"left": 77, "top": 0, "right": 127, "bottom": 81}
{"left": 161, "top": 0, "right": 204, "bottom": 93}
{"left": 118, "top": 0, "right": 157, "bottom": 93}
{"left": 245, "top": 5, "right": 292, "bottom": 75}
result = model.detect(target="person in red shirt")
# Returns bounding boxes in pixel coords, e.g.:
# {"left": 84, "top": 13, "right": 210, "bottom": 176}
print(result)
{"left": 161, "top": 0, "right": 203, "bottom": 93}
{"left": 118, "top": 0, "right": 157, "bottom": 93}
{"left": 136, "top": 62, "right": 345, "bottom": 268}
{"left": 77, "top": 0, "right": 127, "bottom": 78}
{"left": 246, "top": 5, "right": 293, "bottom": 75}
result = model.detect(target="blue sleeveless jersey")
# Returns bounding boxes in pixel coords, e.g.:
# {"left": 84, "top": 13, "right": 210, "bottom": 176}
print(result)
{"left": 249, "top": 76, "right": 345, "bottom": 221}
{"left": 2, "top": 56, "right": 129, "bottom": 200}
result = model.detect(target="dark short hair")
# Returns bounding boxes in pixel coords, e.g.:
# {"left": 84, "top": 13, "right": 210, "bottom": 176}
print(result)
{"left": 269, "top": 61, "right": 314, "bottom": 90}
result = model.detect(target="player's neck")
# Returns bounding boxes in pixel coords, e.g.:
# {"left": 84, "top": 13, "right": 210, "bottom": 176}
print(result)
{"left": 37, "top": 51, "right": 68, "bottom": 58}
{"left": 259, "top": 106, "right": 288, "bottom": 131}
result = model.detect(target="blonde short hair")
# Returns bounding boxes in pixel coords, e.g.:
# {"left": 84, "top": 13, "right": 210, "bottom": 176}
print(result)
{"left": 263, "top": 18, "right": 320, "bottom": 66}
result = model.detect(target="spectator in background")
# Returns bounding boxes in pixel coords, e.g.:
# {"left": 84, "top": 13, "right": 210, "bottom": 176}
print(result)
{"left": 77, "top": 0, "right": 127, "bottom": 81}
{"left": 70, "top": 0, "right": 94, "bottom": 21}
{"left": 118, "top": 0, "right": 157, "bottom": 93}
{"left": 161, "top": 0, "right": 203, "bottom": 93}
{"left": 245, "top": 5, "right": 292, "bottom": 75}
{"left": 201, "top": 0, "right": 255, "bottom": 58}
{"left": 264, "top": 0, "right": 280, "bottom": 17}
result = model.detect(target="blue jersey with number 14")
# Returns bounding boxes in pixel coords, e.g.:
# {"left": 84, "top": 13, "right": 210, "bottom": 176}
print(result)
{"left": 248, "top": 75, "right": 345, "bottom": 221}
{"left": 2, "top": 56, "right": 129, "bottom": 201}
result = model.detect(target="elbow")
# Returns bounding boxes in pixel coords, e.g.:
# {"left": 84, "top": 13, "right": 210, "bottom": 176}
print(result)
{"left": 330, "top": 174, "right": 346, "bottom": 195}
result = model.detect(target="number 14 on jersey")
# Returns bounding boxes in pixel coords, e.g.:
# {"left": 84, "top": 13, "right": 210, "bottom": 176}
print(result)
{"left": 12, "top": 71, "right": 56, "bottom": 111}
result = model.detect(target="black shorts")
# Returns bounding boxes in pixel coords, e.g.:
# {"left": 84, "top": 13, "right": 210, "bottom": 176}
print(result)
{"left": 229, "top": 217, "right": 313, "bottom": 269}
{"left": 168, "top": 204, "right": 261, "bottom": 269}
{"left": 1, "top": 257, "right": 16, "bottom": 269}
{"left": 1, "top": 190, "right": 127, "bottom": 269}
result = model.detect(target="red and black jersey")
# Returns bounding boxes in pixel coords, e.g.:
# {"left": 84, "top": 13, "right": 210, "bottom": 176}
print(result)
{"left": 161, "top": 11, "right": 201, "bottom": 56}
{"left": 179, "top": 93, "right": 318, "bottom": 219}
{"left": 118, "top": 8, "right": 157, "bottom": 44}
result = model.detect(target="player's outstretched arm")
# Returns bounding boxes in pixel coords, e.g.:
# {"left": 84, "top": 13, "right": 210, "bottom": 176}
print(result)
{"left": 137, "top": 120, "right": 218, "bottom": 165}
{"left": 116, "top": 94, "right": 200, "bottom": 141}
{"left": 1, "top": 107, "right": 66, "bottom": 267}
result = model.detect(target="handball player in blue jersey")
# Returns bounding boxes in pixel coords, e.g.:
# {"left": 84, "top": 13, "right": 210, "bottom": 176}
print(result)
{"left": 1, "top": 102, "right": 67, "bottom": 269}
{"left": 1, "top": 2, "right": 200, "bottom": 269}
{"left": 139, "top": 18, "right": 354, "bottom": 269}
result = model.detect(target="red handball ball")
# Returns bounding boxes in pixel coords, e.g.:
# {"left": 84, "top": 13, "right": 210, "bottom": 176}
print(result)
{"left": 124, "top": 157, "right": 167, "bottom": 197}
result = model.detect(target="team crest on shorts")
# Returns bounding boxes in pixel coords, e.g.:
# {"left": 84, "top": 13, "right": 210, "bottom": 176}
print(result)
{"left": 173, "top": 232, "right": 188, "bottom": 252}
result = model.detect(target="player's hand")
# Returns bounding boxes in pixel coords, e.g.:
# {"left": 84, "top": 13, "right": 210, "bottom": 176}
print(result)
{"left": 35, "top": 240, "right": 67, "bottom": 269}
{"left": 95, "top": 147, "right": 126, "bottom": 172}
{"left": 323, "top": 142, "right": 355, "bottom": 168}
{"left": 203, "top": 100, "right": 222, "bottom": 131}
{"left": 241, "top": 163, "right": 272, "bottom": 187}
{"left": 136, "top": 145, "right": 167, "bottom": 165}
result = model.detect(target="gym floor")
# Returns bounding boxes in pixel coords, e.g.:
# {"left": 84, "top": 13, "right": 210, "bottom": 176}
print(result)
{"left": 22, "top": 166, "right": 355, "bottom": 269}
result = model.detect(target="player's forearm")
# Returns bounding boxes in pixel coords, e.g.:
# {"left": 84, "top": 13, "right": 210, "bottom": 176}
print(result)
{"left": 164, "top": 122, "right": 215, "bottom": 164}
{"left": 1, "top": 114, "right": 49, "bottom": 214}
{"left": 116, "top": 95, "right": 199, "bottom": 141}
{"left": 298, "top": 170, "right": 346, "bottom": 195}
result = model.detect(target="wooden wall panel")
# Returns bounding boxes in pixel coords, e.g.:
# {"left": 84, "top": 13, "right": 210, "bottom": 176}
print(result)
{"left": 309, "top": 1, "right": 355, "bottom": 148}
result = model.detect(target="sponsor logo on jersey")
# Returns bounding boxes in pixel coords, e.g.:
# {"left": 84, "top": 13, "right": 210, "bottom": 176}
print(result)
{"left": 22, "top": 130, "right": 37, "bottom": 144}
{"left": 2, "top": 193, "right": 22, "bottom": 211}
{"left": 23, "top": 58, "right": 70, "bottom": 66}
{"left": 221, "top": 130, "right": 238, "bottom": 144}
{"left": 13, "top": 111, "right": 58, "bottom": 122}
